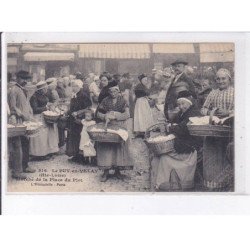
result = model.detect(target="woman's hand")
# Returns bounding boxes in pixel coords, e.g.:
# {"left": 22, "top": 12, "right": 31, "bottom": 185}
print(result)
{"left": 216, "top": 108, "right": 229, "bottom": 117}
{"left": 106, "top": 112, "right": 116, "bottom": 120}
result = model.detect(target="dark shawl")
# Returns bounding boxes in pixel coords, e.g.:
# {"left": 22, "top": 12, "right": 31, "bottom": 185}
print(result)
{"left": 66, "top": 89, "right": 92, "bottom": 157}
{"left": 30, "top": 91, "right": 49, "bottom": 115}
{"left": 169, "top": 105, "right": 203, "bottom": 154}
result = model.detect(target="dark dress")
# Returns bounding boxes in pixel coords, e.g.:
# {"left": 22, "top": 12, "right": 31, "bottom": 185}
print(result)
{"left": 151, "top": 105, "right": 202, "bottom": 190}
{"left": 29, "top": 91, "right": 59, "bottom": 156}
{"left": 56, "top": 86, "right": 66, "bottom": 99}
{"left": 98, "top": 86, "right": 110, "bottom": 104}
{"left": 66, "top": 89, "right": 92, "bottom": 157}
{"left": 170, "top": 105, "right": 203, "bottom": 154}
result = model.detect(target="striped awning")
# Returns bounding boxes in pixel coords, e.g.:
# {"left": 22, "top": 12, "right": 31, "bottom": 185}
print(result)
{"left": 24, "top": 52, "right": 75, "bottom": 62}
{"left": 8, "top": 46, "right": 19, "bottom": 53}
{"left": 199, "top": 43, "right": 234, "bottom": 63}
{"left": 79, "top": 44, "right": 150, "bottom": 59}
{"left": 153, "top": 43, "right": 195, "bottom": 54}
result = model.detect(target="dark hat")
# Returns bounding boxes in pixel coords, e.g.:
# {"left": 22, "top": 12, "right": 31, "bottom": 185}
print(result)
{"left": 138, "top": 73, "right": 147, "bottom": 82}
{"left": 177, "top": 90, "right": 192, "bottom": 99}
{"left": 107, "top": 79, "right": 119, "bottom": 88}
{"left": 171, "top": 59, "right": 188, "bottom": 66}
{"left": 122, "top": 73, "right": 130, "bottom": 78}
{"left": 99, "top": 73, "right": 112, "bottom": 81}
{"left": 16, "top": 70, "right": 31, "bottom": 79}
{"left": 75, "top": 72, "right": 84, "bottom": 80}
{"left": 113, "top": 74, "right": 121, "bottom": 81}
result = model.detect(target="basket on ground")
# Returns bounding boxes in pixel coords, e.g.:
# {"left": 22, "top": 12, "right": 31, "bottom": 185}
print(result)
{"left": 145, "top": 123, "right": 175, "bottom": 156}
{"left": 8, "top": 125, "right": 26, "bottom": 137}
{"left": 87, "top": 124, "right": 125, "bottom": 143}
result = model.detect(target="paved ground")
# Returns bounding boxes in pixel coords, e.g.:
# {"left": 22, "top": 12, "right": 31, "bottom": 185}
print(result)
{"left": 7, "top": 137, "right": 152, "bottom": 193}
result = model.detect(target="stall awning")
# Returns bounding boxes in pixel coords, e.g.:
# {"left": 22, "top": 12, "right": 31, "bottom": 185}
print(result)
{"left": 23, "top": 52, "right": 75, "bottom": 62}
{"left": 8, "top": 46, "right": 19, "bottom": 53}
{"left": 8, "top": 57, "right": 17, "bottom": 66}
{"left": 199, "top": 43, "right": 234, "bottom": 63}
{"left": 79, "top": 44, "right": 150, "bottom": 59}
{"left": 153, "top": 43, "right": 195, "bottom": 54}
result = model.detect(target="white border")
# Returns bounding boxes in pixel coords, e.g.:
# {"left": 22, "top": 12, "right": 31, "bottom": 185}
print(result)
{"left": 1, "top": 32, "right": 249, "bottom": 214}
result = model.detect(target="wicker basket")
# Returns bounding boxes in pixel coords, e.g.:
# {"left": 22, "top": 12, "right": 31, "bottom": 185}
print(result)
{"left": 87, "top": 124, "right": 125, "bottom": 143}
{"left": 187, "top": 124, "right": 232, "bottom": 137}
{"left": 43, "top": 113, "right": 60, "bottom": 124}
{"left": 8, "top": 125, "right": 27, "bottom": 138}
{"left": 187, "top": 108, "right": 233, "bottom": 138}
{"left": 145, "top": 123, "right": 175, "bottom": 156}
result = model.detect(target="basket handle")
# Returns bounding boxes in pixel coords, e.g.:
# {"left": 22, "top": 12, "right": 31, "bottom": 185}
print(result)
{"left": 209, "top": 108, "right": 218, "bottom": 125}
{"left": 145, "top": 122, "right": 168, "bottom": 140}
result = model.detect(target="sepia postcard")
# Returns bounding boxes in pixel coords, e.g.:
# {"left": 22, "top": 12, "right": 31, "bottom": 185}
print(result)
{"left": 1, "top": 33, "right": 245, "bottom": 195}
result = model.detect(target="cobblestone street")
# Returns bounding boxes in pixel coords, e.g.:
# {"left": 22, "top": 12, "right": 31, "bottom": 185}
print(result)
{"left": 8, "top": 137, "right": 152, "bottom": 192}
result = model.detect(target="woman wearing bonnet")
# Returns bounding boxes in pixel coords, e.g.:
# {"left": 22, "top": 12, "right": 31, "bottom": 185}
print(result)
{"left": 96, "top": 80, "right": 133, "bottom": 182}
{"left": 201, "top": 68, "right": 234, "bottom": 190}
{"left": 151, "top": 90, "right": 202, "bottom": 191}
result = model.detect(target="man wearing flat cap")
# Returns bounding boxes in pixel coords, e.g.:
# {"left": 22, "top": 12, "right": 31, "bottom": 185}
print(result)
{"left": 164, "top": 59, "right": 197, "bottom": 120}
{"left": 8, "top": 70, "right": 36, "bottom": 179}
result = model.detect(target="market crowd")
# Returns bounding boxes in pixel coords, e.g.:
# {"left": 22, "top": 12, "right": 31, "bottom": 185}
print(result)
{"left": 7, "top": 59, "right": 235, "bottom": 191}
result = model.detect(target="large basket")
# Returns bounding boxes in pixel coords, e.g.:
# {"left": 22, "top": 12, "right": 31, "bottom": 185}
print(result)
{"left": 87, "top": 124, "right": 125, "bottom": 143}
{"left": 145, "top": 123, "right": 175, "bottom": 156}
{"left": 43, "top": 113, "right": 60, "bottom": 124}
{"left": 8, "top": 125, "right": 27, "bottom": 138}
{"left": 187, "top": 108, "right": 233, "bottom": 138}
{"left": 187, "top": 124, "right": 232, "bottom": 138}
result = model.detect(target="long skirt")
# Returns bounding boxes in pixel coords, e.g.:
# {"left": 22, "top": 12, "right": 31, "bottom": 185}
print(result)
{"left": 203, "top": 137, "right": 233, "bottom": 189}
{"left": 151, "top": 150, "right": 197, "bottom": 190}
{"left": 66, "top": 117, "right": 83, "bottom": 157}
{"left": 29, "top": 114, "right": 59, "bottom": 156}
{"left": 133, "top": 97, "right": 154, "bottom": 133}
{"left": 96, "top": 120, "right": 133, "bottom": 170}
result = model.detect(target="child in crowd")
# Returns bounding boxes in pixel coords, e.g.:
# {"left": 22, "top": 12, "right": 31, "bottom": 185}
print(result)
{"left": 79, "top": 109, "right": 96, "bottom": 164}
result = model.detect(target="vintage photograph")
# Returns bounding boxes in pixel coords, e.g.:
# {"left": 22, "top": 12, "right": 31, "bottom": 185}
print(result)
{"left": 5, "top": 42, "right": 234, "bottom": 192}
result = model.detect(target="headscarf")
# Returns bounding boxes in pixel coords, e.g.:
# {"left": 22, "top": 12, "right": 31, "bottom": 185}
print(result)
{"left": 216, "top": 68, "right": 231, "bottom": 79}
{"left": 177, "top": 90, "right": 193, "bottom": 105}
{"left": 72, "top": 79, "right": 83, "bottom": 88}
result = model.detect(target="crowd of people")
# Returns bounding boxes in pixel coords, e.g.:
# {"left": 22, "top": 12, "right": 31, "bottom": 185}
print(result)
{"left": 7, "top": 58, "right": 235, "bottom": 191}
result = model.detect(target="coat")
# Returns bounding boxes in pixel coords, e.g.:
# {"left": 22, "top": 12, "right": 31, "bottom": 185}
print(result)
{"left": 164, "top": 72, "right": 197, "bottom": 118}
{"left": 8, "top": 84, "right": 33, "bottom": 121}
{"left": 66, "top": 89, "right": 92, "bottom": 157}
{"left": 169, "top": 105, "right": 203, "bottom": 154}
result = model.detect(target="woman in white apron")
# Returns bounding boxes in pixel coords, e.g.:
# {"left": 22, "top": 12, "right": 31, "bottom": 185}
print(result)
{"left": 133, "top": 74, "right": 154, "bottom": 138}
{"left": 29, "top": 81, "right": 59, "bottom": 159}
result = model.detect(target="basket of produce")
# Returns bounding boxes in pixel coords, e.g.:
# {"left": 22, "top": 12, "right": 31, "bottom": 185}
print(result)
{"left": 43, "top": 110, "right": 61, "bottom": 124}
{"left": 187, "top": 108, "right": 233, "bottom": 138}
{"left": 145, "top": 123, "right": 175, "bottom": 156}
{"left": 7, "top": 124, "right": 27, "bottom": 138}
{"left": 87, "top": 123, "right": 128, "bottom": 143}
{"left": 23, "top": 121, "right": 43, "bottom": 136}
